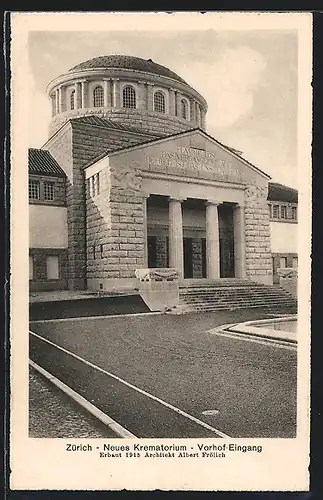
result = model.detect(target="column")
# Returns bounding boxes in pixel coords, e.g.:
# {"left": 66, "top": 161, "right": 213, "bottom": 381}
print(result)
{"left": 205, "top": 201, "right": 221, "bottom": 279}
{"left": 59, "top": 86, "right": 66, "bottom": 112}
{"left": 190, "top": 98, "right": 196, "bottom": 122}
{"left": 55, "top": 89, "right": 60, "bottom": 114}
{"left": 75, "top": 82, "right": 82, "bottom": 109}
{"left": 112, "top": 79, "right": 120, "bottom": 108}
{"left": 169, "top": 89, "right": 176, "bottom": 116}
{"left": 81, "top": 80, "right": 88, "bottom": 108}
{"left": 147, "top": 83, "right": 154, "bottom": 112}
{"left": 137, "top": 81, "right": 146, "bottom": 111}
{"left": 168, "top": 197, "right": 185, "bottom": 278}
{"left": 196, "top": 103, "right": 201, "bottom": 127}
{"left": 103, "top": 79, "right": 112, "bottom": 107}
{"left": 175, "top": 92, "right": 182, "bottom": 117}
{"left": 142, "top": 194, "right": 149, "bottom": 268}
{"left": 201, "top": 108, "right": 206, "bottom": 130}
{"left": 233, "top": 204, "right": 246, "bottom": 278}
{"left": 51, "top": 95, "right": 56, "bottom": 117}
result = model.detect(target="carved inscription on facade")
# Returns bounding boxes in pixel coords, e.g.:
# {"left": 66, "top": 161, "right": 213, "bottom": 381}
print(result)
{"left": 145, "top": 146, "right": 244, "bottom": 182}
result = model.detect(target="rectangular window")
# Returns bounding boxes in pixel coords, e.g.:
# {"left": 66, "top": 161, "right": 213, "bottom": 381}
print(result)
{"left": 280, "top": 205, "right": 287, "bottom": 219}
{"left": 90, "top": 177, "right": 95, "bottom": 197}
{"left": 96, "top": 172, "right": 100, "bottom": 196}
{"left": 46, "top": 255, "right": 59, "bottom": 279}
{"left": 279, "top": 257, "right": 288, "bottom": 269}
{"left": 268, "top": 204, "right": 272, "bottom": 218}
{"left": 29, "top": 255, "right": 34, "bottom": 280}
{"left": 93, "top": 245, "right": 96, "bottom": 260}
{"left": 292, "top": 257, "right": 298, "bottom": 268}
{"left": 272, "top": 205, "right": 279, "bottom": 218}
{"left": 44, "top": 181, "right": 55, "bottom": 201}
{"left": 291, "top": 206, "right": 297, "bottom": 220}
{"left": 29, "top": 180, "right": 40, "bottom": 200}
{"left": 100, "top": 244, "right": 104, "bottom": 259}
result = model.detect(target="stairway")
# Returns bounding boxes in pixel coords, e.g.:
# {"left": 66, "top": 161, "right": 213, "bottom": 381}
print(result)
{"left": 176, "top": 279, "right": 297, "bottom": 314}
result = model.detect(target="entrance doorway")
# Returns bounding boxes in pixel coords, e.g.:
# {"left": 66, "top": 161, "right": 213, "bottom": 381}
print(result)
{"left": 183, "top": 238, "right": 193, "bottom": 278}
{"left": 219, "top": 204, "right": 235, "bottom": 278}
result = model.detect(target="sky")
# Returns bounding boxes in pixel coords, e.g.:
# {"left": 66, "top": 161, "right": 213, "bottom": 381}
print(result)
{"left": 28, "top": 28, "right": 298, "bottom": 188}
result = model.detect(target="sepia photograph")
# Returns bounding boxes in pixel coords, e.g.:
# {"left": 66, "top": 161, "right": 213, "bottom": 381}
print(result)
{"left": 10, "top": 11, "right": 312, "bottom": 491}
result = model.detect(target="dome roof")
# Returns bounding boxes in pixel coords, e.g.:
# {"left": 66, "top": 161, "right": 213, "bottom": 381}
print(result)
{"left": 69, "top": 55, "right": 188, "bottom": 84}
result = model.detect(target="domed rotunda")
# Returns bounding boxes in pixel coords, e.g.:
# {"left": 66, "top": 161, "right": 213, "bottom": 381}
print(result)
{"left": 47, "top": 54, "right": 208, "bottom": 137}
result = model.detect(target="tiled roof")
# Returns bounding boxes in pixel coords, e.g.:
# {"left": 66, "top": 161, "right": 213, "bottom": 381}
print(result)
{"left": 71, "top": 116, "right": 162, "bottom": 137}
{"left": 69, "top": 55, "right": 188, "bottom": 84}
{"left": 268, "top": 182, "right": 298, "bottom": 203}
{"left": 28, "top": 148, "right": 66, "bottom": 177}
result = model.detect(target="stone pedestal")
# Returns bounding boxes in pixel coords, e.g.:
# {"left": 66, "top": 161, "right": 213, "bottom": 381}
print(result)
{"left": 135, "top": 268, "right": 180, "bottom": 311}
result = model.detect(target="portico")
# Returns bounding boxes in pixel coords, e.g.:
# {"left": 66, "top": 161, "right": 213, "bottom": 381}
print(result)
{"left": 84, "top": 128, "right": 272, "bottom": 291}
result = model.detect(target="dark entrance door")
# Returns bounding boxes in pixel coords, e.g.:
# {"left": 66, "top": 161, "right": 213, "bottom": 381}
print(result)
{"left": 219, "top": 205, "right": 235, "bottom": 278}
{"left": 201, "top": 238, "right": 207, "bottom": 278}
{"left": 183, "top": 237, "right": 193, "bottom": 278}
{"left": 147, "top": 236, "right": 157, "bottom": 268}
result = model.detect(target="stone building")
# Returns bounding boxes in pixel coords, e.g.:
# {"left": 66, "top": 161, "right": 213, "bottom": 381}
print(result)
{"left": 28, "top": 55, "right": 298, "bottom": 293}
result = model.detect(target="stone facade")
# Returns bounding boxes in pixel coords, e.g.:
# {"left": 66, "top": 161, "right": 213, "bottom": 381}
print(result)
{"left": 44, "top": 120, "right": 157, "bottom": 289}
{"left": 244, "top": 184, "right": 272, "bottom": 283}
{"left": 86, "top": 165, "right": 145, "bottom": 288}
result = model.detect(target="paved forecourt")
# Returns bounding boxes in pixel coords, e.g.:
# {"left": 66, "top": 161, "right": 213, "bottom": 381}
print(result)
{"left": 29, "top": 311, "right": 297, "bottom": 439}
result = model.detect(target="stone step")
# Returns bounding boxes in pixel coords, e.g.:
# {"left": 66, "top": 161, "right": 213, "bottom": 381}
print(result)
{"left": 177, "top": 303, "right": 297, "bottom": 313}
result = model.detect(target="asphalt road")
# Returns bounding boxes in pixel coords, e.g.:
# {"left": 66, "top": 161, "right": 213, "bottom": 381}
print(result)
{"left": 29, "top": 311, "right": 297, "bottom": 439}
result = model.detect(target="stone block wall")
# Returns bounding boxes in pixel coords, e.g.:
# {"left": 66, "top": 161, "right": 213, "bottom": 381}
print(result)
{"left": 44, "top": 120, "right": 160, "bottom": 290}
{"left": 50, "top": 107, "right": 195, "bottom": 138}
{"left": 86, "top": 165, "right": 145, "bottom": 288}
{"left": 244, "top": 184, "right": 273, "bottom": 284}
{"left": 29, "top": 248, "right": 68, "bottom": 291}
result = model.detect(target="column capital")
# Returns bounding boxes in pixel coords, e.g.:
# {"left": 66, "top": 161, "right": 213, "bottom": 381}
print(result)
{"left": 205, "top": 200, "right": 222, "bottom": 207}
{"left": 169, "top": 196, "right": 186, "bottom": 203}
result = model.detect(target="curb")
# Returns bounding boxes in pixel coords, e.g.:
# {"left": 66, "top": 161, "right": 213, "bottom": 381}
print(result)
{"left": 29, "top": 359, "right": 137, "bottom": 439}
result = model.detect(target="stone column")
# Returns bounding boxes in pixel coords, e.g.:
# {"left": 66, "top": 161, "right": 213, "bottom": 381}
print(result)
{"left": 55, "top": 89, "right": 60, "bottom": 114}
{"left": 233, "top": 204, "right": 246, "bottom": 278}
{"left": 59, "top": 86, "right": 66, "bottom": 112}
{"left": 169, "top": 89, "right": 176, "bottom": 116}
{"left": 81, "top": 80, "right": 88, "bottom": 108}
{"left": 51, "top": 95, "right": 56, "bottom": 117}
{"left": 168, "top": 197, "right": 185, "bottom": 278}
{"left": 142, "top": 194, "right": 149, "bottom": 268}
{"left": 196, "top": 103, "right": 201, "bottom": 127}
{"left": 137, "top": 81, "right": 146, "bottom": 111}
{"left": 175, "top": 92, "right": 182, "bottom": 117}
{"left": 205, "top": 201, "right": 221, "bottom": 279}
{"left": 103, "top": 79, "right": 112, "bottom": 107}
{"left": 190, "top": 98, "right": 196, "bottom": 123}
{"left": 112, "top": 79, "right": 120, "bottom": 108}
{"left": 75, "top": 82, "right": 82, "bottom": 109}
{"left": 200, "top": 108, "right": 206, "bottom": 130}
{"left": 147, "top": 83, "right": 154, "bottom": 112}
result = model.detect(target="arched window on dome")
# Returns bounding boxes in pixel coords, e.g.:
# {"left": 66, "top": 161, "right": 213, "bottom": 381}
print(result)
{"left": 154, "top": 91, "right": 166, "bottom": 113}
{"left": 123, "top": 85, "right": 136, "bottom": 109}
{"left": 70, "top": 90, "right": 75, "bottom": 110}
{"left": 93, "top": 86, "right": 104, "bottom": 107}
{"left": 181, "top": 99, "right": 188, "bottom": 120}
